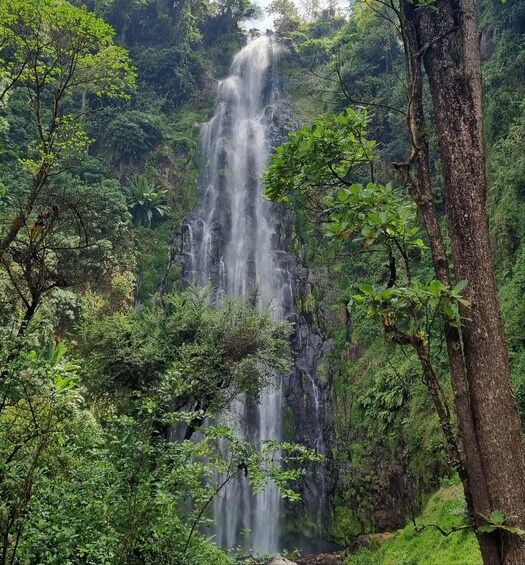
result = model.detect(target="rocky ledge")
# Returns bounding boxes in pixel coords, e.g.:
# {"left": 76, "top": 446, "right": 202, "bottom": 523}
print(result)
{"left": 267, "top": 552, "right": 344, "bottom": 565}
{"left": 296, "top": 552, "right": 344, "bottom": 565}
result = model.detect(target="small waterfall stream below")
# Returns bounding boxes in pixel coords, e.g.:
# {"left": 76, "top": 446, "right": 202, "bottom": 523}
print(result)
{"left": 182, "top": 34, "right": 293, "bottom": 554}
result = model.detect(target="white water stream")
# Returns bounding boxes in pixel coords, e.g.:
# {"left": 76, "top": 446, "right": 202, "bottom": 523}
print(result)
{"left": 183, "top": 35, "right": 291, "bottom": 554}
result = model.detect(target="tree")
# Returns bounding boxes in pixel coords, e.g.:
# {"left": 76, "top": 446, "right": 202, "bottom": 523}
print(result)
{"left": 0, "top": 330, "right": 86, "bottom": 565}
{"left": 0, "top": 178, "right": 132, "bottom": 330}
{"left": 80, "top": 288, "right": 291, "bottom": 437}
{"left": 0, "top": 314, "right": 312, "bottom": 565}
{"left": 396, "top": 0, "right": 525, "bottom": 562}
{"left": 264, "top": 108, "right": 467, "bottom": 510}
{"left": 105, "top": 110, "right": 165, "bottom": 164}
{"left": 0, "top": 0, "right": 136, "bottom": 259}
{"left": 267, "top": 0, "right": 301, "bottom": 32}
{"left": 264, "top": 0, "right": 525, "bottom": 557}
{"left": 211, "top": 0, "right": 261, "bottom": 29}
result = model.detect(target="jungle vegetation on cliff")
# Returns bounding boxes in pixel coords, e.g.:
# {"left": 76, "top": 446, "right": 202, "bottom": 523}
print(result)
{"left": 1, "top": 0, "right": 525, "bottom": 563}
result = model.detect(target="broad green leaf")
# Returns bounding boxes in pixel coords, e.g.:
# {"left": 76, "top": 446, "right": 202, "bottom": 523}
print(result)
{"left": 337, "top": 189, "right": 349, "bottom": 202}
{"left": 453, "top": 280, "right": 469, "bottom": 294}
{"left": 358, "top": 284, "right": 374, "bottom": 295}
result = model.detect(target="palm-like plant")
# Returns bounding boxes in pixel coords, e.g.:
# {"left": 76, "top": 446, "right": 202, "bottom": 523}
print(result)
{"left": 125, "top": 174, "right": 170, "bottom": 228}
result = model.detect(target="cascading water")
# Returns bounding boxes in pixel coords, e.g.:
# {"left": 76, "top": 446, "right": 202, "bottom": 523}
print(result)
{"left": 181, "top": 34, "right": 293, "bottom": 554}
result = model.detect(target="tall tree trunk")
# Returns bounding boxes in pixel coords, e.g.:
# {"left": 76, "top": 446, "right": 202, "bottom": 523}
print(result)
{"left": 401, "top": 0, "right": 525, "bottom": 562}
{"left": 396, "top": 4, "right": 500, "bottom": 562}
{"left": 0, "top": 165, "right": 49, "bottom": 260}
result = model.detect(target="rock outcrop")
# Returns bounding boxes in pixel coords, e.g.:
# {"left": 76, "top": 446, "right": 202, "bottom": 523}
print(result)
{"left": 296, "top": 552, "right": 344, "bottom": 565}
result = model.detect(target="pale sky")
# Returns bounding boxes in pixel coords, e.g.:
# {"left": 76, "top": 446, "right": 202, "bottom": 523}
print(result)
{"left": 244, "top": 0, "right": 346, "bottom": 32}
{"left": 244, "top": 0, "right": 276, "bottom": 32}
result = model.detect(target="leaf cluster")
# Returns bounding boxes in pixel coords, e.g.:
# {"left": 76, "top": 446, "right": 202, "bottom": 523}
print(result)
{"left": 0, "top": 0, "right": 136, "bottom": 103}
{"left": 355, "top": 279, "right": 470, "bottom": 334}
{"left": 125, "top": 174, "right": 169, "bottom": 228}
{"left": 263, "top": 108, "right": 376, "bottom": 214}
{"left": 80, "top": 289, "right": 291, "bottom": 420}
{"left": 477, "top": 509, "right": 525, "bottom": 536}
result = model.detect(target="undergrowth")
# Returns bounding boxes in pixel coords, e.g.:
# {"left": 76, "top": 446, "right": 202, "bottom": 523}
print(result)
{"left": 347, "top": 483, "right": 482, "bottom": 565}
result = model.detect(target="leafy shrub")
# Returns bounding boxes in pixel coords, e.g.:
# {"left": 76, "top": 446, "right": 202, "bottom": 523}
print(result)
{"left": 106, "top": 111, "right": 165, "bottom": 162}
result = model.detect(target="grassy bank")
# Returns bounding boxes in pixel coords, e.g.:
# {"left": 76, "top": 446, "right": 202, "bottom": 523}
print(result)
{"left": 347, "top": 483, "right": 482, "bottom": 565}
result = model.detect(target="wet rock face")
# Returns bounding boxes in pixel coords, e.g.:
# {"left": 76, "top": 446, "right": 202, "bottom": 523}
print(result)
{"left": 370, "top": 446, "right": 417, "bottom": 530}
{"left": 280, "top": 258, "right": 336, "bottom": 552}
{"left": 287, "top": 315, "right": 331, "bottom": 496}
{"left": 334, "top": 431, "right": 419, "bottom": 535}
{"left": 264, "top": 100, "right": 294, "bottom": 148}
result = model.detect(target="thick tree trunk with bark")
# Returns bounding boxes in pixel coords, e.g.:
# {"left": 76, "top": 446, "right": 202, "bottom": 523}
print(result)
{"left": 396, "top": 4, "right": 501, "bottom": 562}
{"left": 400, "top": 0, "right": 525, "bottom": 562}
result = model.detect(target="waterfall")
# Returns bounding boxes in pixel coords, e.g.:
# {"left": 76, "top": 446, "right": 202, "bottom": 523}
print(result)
{"left": 182, "top": 34, "right": 291, "bottom": 554}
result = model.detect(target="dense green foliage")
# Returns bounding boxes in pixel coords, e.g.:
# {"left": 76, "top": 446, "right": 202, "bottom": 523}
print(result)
{"left": 266, "top": 0, "right": 525, "bottom": 552}
{"left": 81, "top": 288, "right": 291, "bottom": 410}
{"left": 0, "top": 0, "right": 524, "bottom": 561}
{"left": 0, "top": 1, "right": 310, "bottom": 563}
{"left": 0, "top": 308, "right": 305, "bottom": 564}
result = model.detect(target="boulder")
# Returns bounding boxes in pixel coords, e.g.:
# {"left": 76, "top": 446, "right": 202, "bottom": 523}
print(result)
{"left": 267, "top": 559, "right": 297, "bottom": 565}
{"left": 295, "top": 552, "right": 344, "bottom": 565}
